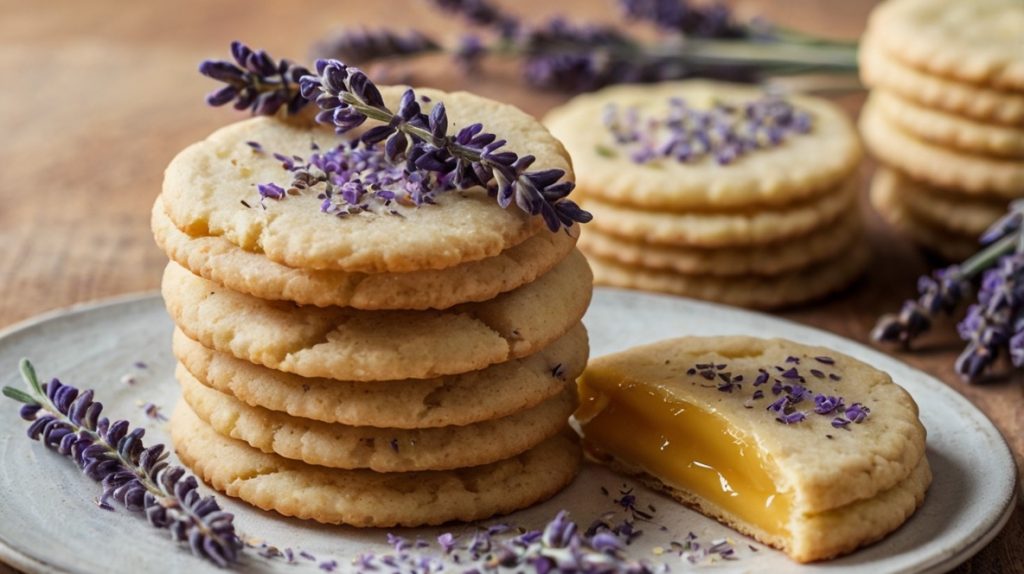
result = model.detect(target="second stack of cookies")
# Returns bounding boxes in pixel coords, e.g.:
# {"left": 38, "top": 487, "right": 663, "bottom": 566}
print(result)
{"left": 545, "top": 81, "right": 867, "bottom": 309}
{"left": 153, "top": 87, "right": 592, "bottom": 527}
{"left": 860, "top": 0, "right": 1024, "bottom": 260}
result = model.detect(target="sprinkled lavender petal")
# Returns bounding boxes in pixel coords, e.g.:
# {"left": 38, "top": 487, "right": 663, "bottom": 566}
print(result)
{"left": 845, "top": 403, "right": 871, "bottom": 423}
{"left": 775, "top": 411, "right": 806, "bottom": 424}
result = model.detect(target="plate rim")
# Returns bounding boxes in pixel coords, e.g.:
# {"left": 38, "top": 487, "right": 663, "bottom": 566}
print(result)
{"left": 0, "top": 289, "right": 1017, "bottom": 574}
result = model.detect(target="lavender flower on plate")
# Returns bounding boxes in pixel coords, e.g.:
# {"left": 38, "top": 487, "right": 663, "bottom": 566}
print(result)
{"left": 2, "top": 359, "right": 242, "bottom": 567}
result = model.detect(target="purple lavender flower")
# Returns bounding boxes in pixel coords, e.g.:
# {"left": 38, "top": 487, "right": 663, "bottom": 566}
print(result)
{"left": 619, "top": 0, "right": 748, "bottom": 38}
{"left": 955, "top": 253, "right": 1024, "bottom": 381}
{"left": 199, "top": 41, "right": 310, "bottom": 116}
{"left": 872, "top": 264, "right": 970, "bottom": 346}
{"left": 311, "top": 28, "right": 440, "bottom": 65}
{"left": 427, "top": 0, "right": 520, "bottom": 37}
{"left": 2, "top": 360, "right": 241, "bottom": 567}
{"left": 299, "top": 57, "right": 590, "bottom": 231}
{"left": 604, "top": 96, "right": 814, "bottom": 166}
{"left": 813, "top": 394, "right": 844, "bottom": 415}
{"left": 845, "top": 403, "right": 871, "bottom": 424}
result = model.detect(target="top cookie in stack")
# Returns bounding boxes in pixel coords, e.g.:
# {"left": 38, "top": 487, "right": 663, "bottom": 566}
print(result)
{"left": 153, "top": 86, "right": 592, "bottom": 527}
{"left": 544, "top": 81, "right": 866, "bottom": 309}
{"left": 860, "top": 0, "right": 1024, "bottom": 260}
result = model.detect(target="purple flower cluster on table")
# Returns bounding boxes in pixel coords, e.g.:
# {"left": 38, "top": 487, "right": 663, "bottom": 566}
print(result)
{"left": 873, "top": 199, "right": 1024, "bottom": 382}
{"left": 688, "top": 355, "right": 868, "bottom": 430}
{"left": 311, "top": 0, "right": 857, "bottom": 92}
{"left": 1, "top": 360, "right": 242, "bottom": 567}
{"left": 603, "top": 95, "right": 813, "bottom": 165}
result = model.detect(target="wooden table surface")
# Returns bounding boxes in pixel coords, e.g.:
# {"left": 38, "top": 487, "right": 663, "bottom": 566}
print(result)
{"left": 0, "top": 0, "right": 1020, "bottom": 572}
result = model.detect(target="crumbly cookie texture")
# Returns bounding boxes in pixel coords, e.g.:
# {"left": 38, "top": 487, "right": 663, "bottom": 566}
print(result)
{"left": 153, "top": 196, "right": 578, "bottom": 310}
{"left": 873, "top": 167, "right": 1007, "bottom": 239}
{"left": 171, "top": 403, "right": 582, "bottom": 527}
{"left": 608, "top": 454, "right": 930, "bottom": 563}
{"left": 587, "top": 242, "right": 869, "bottom": 309}
{"left": 859, "top": 34, "right": 1024, "bottom": 126}
{"left": 173, "top": 324, "right": 588, "bottom": 428}
{"left": 161, "top": 250, "right": 592, "bottom": 381}
{"left": 578, "top": 210, "right": 861, "bottom": 277}
{"left": 578, "top": 177, "right": 857, "bottom": 248}
{"left": 544, "top": 81, "right": 861, "bottom": 210}
{"left": 871, "top": 91, "right": 1024, "bottom": 159}
{"left": 870, "top": 169, "right": 980, "bottom": 261}
{"left": 178, "top": 365, "right": 576, "bottom": 472}
{"left": 162, "top": 86, "right": 574, "bottom": 273}
{"left": 860, "top": 99, "right": 1024, "bottom": 197}
{"left": 867, "top": 0, "right": 1024, "bottom": 91}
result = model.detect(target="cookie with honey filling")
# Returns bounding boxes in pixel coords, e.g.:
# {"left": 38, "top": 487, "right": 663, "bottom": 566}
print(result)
{"left": 574, "top": 336, "right": 929, "bottom": 562}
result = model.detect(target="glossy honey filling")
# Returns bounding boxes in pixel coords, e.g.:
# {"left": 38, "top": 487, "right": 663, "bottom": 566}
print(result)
{"left": 576, "top": 370, "right": 792, "bottom": 537}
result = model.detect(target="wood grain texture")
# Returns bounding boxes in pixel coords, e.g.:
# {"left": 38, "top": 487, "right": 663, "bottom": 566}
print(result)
{"left": 0, "top": 1, "right": 1019, "bottom": 572}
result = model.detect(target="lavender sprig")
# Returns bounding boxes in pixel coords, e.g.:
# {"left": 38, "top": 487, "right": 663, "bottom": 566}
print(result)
{"left": 199, "top": 41, "right": 310, "bottom": 116}
{"left": 874, "top": 200, "right": 1024, "bottom": 382}
{"left": 619, "top": 0, "right": 747, "bottom": 38}
{"left": 955, "top": 253, "right": 1024, "bottom": 380}
{"left": 312, "top": 29, "right": 440, "bottom": 66}
{"left": 299, "top": 60, "right": 590, "bottom": 231}
{"left": 2, "top": 360, "right": 242, "bottom": 567}
{"left": 312, "top": 0, "right": 857, "bottom": 92}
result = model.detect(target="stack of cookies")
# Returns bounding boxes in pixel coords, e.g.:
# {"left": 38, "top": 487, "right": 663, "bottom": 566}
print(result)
{"left": 860, "top": 0, "right": 1024, "bottom": 260}
{"left": 152, "top": 87, "right": 592, "bottom": 526}
{"left": 544, "top": 81, "right": 867, "bottom": 309}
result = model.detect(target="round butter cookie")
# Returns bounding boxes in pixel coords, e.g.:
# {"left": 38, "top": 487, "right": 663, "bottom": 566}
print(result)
{"left": 162, "top": 87, "right": 574, "bottom": 273}
{"left": 575, "top": 336, "right": 929, "bottom": 561}
{"left": 578, "top": 210, "right": 861, "bottom": 277}
{"left": 867, "top": 0, "right": 1024, "bottom": 91}
{"left": 153, "top": 196, "right": 578, "bottom": 310}
{"left": 870, "top": 170, "right": 979, "bottom": 261}
{"left": 173, "top": 325, "right": 588, "bottom": 428}
{"left": 872, "top": 91, "right": 1024, "bottom": 159}
{"left": 579, "top": 176, "right": 857, "bottom": 248}
{"left": 860, "top": 99, "right": 1024, "bottom": 197}
{"left": 543, "top": 80, "right": 861, "bottom": 210}
{"left": 177, "top": 365, "right": 576, "bottom": 472}
{"left": 587, "top": 242, "right": 869, "bottom": 309}
{"left": 171, "top": 403, "right": 581, "bottom": 527}
{"left": 859, "top": 34, "right": 1024, "bottom": 126}
{"left": 161, "top": 250, "right": 592, "bottom": 381}
{"left": 874, "top": 167, "right": 1006, "bottom": 239}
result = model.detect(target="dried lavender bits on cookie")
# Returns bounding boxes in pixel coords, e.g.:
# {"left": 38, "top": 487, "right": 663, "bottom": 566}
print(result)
{"left": 603, "top": 95, "right": 812, "bottom": 165}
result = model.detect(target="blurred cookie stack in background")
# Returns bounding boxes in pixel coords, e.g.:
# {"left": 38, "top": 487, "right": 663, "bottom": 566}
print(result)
{"left": 860, "top": 0, "right": 1024, "bottom": 260}
{"left": 545, "top": 80, "right": 866, "bottom": 309}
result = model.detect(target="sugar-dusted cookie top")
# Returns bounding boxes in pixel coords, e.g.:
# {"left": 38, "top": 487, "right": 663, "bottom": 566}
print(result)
{"left": 867, "top": 0, "right": 1024, "bottom": 91}
{"left": 577, "top": 336, "right": 926, "bottom": 514}
{"left": 544, "top": 81, "right": 860, "bottom": 210}
{"left": 163, "top": 86, "right": 574, "bottom": 273}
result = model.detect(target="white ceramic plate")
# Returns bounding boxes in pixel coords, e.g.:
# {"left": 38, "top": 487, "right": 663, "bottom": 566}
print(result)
{"left": 0, "top": 290, "right": 1016, "bottom": 574}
